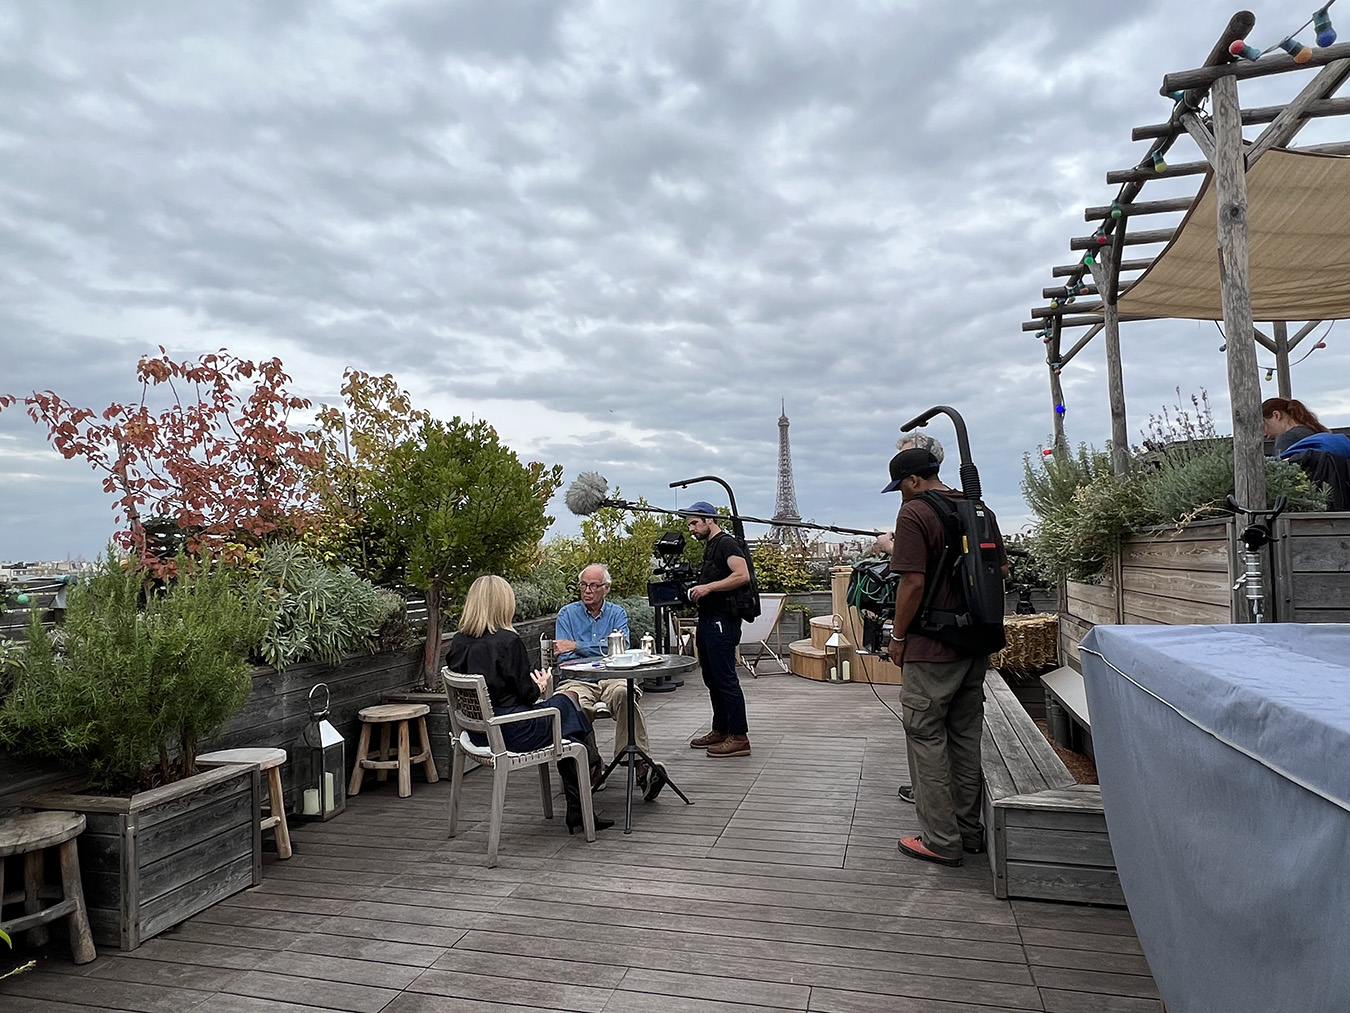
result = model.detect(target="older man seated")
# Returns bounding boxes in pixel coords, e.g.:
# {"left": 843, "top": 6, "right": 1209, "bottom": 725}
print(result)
{"left": 554, "top": 564, "right": 668, "bottom": 801}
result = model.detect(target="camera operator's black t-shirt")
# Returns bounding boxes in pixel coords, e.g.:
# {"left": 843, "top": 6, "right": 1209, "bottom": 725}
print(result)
{"left": 697, "top": 531, "right": 746, "bottom": 618}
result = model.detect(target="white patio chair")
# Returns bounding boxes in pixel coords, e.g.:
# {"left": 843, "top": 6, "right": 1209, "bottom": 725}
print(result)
{"left": 442, "top": 669, "right": 597, "bottom": 867}
{"left": 738, "top": 593, "right": 789, "bottom": 677}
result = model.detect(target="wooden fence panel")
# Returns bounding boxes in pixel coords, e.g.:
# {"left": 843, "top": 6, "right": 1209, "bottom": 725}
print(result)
{"left": 1274, "top": 513, "right": 1350, "bottom": 623}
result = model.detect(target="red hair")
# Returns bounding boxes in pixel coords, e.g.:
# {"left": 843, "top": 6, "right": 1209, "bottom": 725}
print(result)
{"left": 1261, "top": 397, "right": 1327, "bottom": 433}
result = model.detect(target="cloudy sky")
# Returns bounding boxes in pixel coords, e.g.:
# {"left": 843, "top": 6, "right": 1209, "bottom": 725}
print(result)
{"left": 3, "top": 0, "right": 1347, "bottom": 562}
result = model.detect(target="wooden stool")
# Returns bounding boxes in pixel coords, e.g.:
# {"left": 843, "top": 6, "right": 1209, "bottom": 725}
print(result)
{"left": 0, "top": 811, "right": 96, "bottom": 964}
{"left": 349, "top": 703, "right": 438, "bottom": 799}
{"left": 195, "top": 748, "right": 293, "bottom": 860}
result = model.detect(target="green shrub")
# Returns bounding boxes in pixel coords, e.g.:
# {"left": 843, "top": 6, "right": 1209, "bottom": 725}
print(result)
{"left": 248, "top": 543, "right": 390, "bottom": 669}
{"left": 610, "top": 596, "right": 655, "bottom": 644}
{"left": 0, "top": 554, "right": 262, "bottom": 791}
{"left": 752, "top": 540, "right": 820, "bottom": 594}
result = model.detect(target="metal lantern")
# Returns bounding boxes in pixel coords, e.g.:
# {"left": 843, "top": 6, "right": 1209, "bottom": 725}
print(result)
{"left": 293, "top": 683, "right": 346, "bottom": 821}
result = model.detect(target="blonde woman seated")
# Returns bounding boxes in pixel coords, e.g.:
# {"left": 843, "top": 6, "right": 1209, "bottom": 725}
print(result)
{"left": 445, "top": 575, "right": 614, "bottom": 834}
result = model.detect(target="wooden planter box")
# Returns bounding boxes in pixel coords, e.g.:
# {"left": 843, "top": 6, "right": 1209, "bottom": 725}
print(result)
{"left": 32, "top": 764, "right": 262, "bottom": 950}
{"left": 1060, "top": 513, "right": 1350, "bottom": 669}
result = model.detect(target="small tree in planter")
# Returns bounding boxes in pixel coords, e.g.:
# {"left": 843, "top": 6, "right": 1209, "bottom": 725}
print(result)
{"left": 0, "top": 554, "right": 263, "bottom": 789}
{"left": 364, "top": 416, "right": 562, "bottom": 690}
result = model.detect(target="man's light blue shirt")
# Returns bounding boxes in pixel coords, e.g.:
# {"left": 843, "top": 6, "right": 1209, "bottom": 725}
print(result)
{"left": 555, "top": 599, "right": 630, "bottom": 665}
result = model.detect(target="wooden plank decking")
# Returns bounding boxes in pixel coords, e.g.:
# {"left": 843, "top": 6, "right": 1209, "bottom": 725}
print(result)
{"left": 1, "top": 669, "right": 1160, "bottom": 1012}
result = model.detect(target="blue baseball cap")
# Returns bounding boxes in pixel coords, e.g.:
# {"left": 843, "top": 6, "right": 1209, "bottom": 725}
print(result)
{"left": 684, "top": 501, "right": 718, "bottom": 517}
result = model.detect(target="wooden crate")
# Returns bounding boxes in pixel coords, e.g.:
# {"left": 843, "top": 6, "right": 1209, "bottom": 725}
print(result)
{"left": 34, "top": 764, "right": 262, "bottom": 950}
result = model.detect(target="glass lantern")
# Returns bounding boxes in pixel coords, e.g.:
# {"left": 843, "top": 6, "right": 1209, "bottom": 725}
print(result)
{"left": 293, "top": 683, "right": 346, "bottom": 821}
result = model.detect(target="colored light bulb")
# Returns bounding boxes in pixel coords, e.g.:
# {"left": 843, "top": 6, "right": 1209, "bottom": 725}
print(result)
{"left": 1110, "top": 202, "right": 1123, "bottom": 220}
{"left": 1279, "top": 37, "right": 1313, "bottom": 62}
{"left": 1219, "top": 342, "right": 1227, "bottom": 352}
{"left": 15, "top": 592, "right": 29, "bottom": 605}
{"left": 1054, "top": 404, "right": 1066, "bottom": 415}
{"left": 1065, "top": 294, "right": 1075, "bottom": 304}
{"left": 1317, "top": 341, "right": 1328, "bottom": 348}
{"left": 1229, "top": 40, "right": 1262, "bottom": 61}
{"left": 1265, "top": 369, "right": 1275, "bottom": 381}
{"left": 1084, "top": 253, "right": 1096, "bottom": 265}
{"left": 1152, "top": 150, "right": 1167, "bottom": 173}
{"left": 1042, "top": 448, "right": 1054, "bottom": 457}
{"left": 1314, "top": 7, "right": 1337, "bottom": 46}
{"left": 1043, "top": 336, "right": 1052, "bottom": 344}
{"left": 1169, "top": 90, "right": 1185, "bottom": 102}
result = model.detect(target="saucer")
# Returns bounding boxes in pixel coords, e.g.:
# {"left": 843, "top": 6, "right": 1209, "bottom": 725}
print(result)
{"left": 604, "top": 656, "right": 640, "bottom": 669}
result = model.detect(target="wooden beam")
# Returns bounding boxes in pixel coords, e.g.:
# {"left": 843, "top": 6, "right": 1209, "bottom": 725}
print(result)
{"left": 1107, "top": 158, "right": 1209, "bottom": 184}
{"left": 1273, "top": 321, "right": 1292, "bottom": 400}
{"left": 1059, "top": 323, "right": 1104, "bottom": 367}
{"left": 1053, "top": 259, "right": 1152, "bottom": 277}
{"left": 1212, "top": 74, "right": 1267, "bottom": 520}
{"left": 1132, "top": 96, "right": 1350, "bottom": 140}
{"left": 1287, "top": 319, "right": 1323, "bottom": 352}
{"left": 1180, "top": 110, "right": 1216, "bottom": 163}
{"left": 1050, "top": 317, "right": 1066, "bottom": 449}
{"left": 1084, "top": 197, "right": 1192, "bottom": 221}
{"left": 1043, "top": 283, "right": 1099, "bottom": 299}
{"left": 1109, "top": 140, "right": 1350, "bottom": 183}
{"left": 1070, "top": 228, "right": 1174, "bottom": 251}
{"left": 1162, "top": 40, "right": 1350, "bottom": 95}
{"left": 1247, "top": 59, "right": 1350, "bottom": 167}
{"left": 1250, "top": 327, "right": 1278, "bottom": 355}
{"left": 1031, "top": 301, "right": 1104, "bottom": 319}
{"left": 1087, "top": 249, "right": 1130, "bottom": 478}
{"left": 1023, "top": 315, "right": 1104, "bottom": 331}
{"left": 1174, "top": 10, "right": 1258, "bottom": 111}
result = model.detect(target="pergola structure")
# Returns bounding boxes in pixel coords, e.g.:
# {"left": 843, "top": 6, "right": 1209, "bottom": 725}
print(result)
{"left": 1026, "top": 9, "right": 1350, "bottom": 513}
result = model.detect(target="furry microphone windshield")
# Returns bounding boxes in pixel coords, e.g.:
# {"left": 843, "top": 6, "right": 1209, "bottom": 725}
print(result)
{"left": 564, "top": 471, "right": 610, "bottom": 516}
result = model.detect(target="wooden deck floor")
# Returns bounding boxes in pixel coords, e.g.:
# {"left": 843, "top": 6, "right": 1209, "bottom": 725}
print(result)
{"left": 1, "top": 669, "right": 1161, "bottom": 1012}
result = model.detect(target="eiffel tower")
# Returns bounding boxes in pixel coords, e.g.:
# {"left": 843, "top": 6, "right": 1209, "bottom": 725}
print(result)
{"left": 768, "top": 401, "right": 804, "bottom": 545}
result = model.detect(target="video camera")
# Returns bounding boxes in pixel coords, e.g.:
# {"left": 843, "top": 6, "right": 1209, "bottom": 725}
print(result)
{"left": 646, "top": 531, "right": 697, "bottom": 608}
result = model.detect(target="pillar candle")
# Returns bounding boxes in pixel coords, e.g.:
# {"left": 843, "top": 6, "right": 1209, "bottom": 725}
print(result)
{"left": 302, "top": 788, "right": 321, "bottom": 816}
{"left": 323, "top": 771, "right": 335, "bottom": 812}
{"left": 829, "top": 665, "right": 838, "bottom": 681}
{"left": 842, "top": 660, "right": 851, "bottom": 682}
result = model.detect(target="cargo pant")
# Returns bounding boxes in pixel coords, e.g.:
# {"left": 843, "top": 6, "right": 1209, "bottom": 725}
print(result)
{"left": 900, "top": 656, "right": 987, "bottom": 859}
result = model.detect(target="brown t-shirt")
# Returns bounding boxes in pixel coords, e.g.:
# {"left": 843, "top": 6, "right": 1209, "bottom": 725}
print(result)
{"left": 889, "top": 489, "right": 1006, "bottom": 663}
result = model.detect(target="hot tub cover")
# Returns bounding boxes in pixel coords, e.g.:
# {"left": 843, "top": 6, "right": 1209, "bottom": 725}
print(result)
{"left": 1080, "top": 623, "right": 1350, "bottom": 1012}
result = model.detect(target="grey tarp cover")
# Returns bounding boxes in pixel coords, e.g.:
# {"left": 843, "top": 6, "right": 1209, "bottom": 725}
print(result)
{"left": 1080, "top": 623, "right": 1350, "bottom": 1013}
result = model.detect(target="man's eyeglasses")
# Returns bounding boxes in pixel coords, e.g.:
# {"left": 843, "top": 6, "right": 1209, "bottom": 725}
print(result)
{"left": 579, "top": 581, "right": 610, "bottom": 591}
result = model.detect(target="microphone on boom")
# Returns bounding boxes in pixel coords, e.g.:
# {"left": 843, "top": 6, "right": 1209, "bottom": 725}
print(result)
{"left": 564, "top": 471, "right": 618, "bottom": 516}
{"left": 562, "top": 472, "right": 885, "bottom": 538}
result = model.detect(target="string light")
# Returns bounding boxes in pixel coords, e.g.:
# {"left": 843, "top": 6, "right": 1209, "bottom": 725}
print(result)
{"left": 1054, "top": 403, "right": 1066, "bottom": 415}
{"left": 1151, "top": 150, "right": 1167, "bottom": 173}
{"left": 1266, "top": 368, "right": 1275, "bottom": 381}
{"left": 1042, "top": 447, "right": 1055, "bottom": 457}
{"left": 1280, "top": 37, "right": 1314, "bottom": 62}
{"left": 1314, "top": 5, "right": 1338, "bottom": 46}
{"left": 1229, "top": 40, "right": 1263, "bottom": 61}
{"left": 1110, "top": 201, "right": 1123, "bottom": 220}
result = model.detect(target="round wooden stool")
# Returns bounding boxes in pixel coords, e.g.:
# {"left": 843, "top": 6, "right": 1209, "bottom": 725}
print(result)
{"left": 195, "top": 748, "right": 293, "bottom": 860}
{"left": 0, "top": 811, "right": 96, "bottom": 964}
{"left": 349, "top": 703, "right": 439, "bottom": 799}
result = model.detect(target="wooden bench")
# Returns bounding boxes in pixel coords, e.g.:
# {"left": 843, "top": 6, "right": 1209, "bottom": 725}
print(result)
{"left": 1041, "top": 665, "right": 1094, "bottom": 758}
{"left": 980, "top": 670, "right": 1123, "bottom": 906}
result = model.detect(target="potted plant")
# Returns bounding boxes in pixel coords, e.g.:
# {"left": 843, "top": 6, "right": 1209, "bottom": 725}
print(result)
{"left": 0, "top": 554, "right": 266, "bottom": 951}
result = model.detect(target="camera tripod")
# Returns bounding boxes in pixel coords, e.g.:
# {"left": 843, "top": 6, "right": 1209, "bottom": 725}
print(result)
{"left": 1226, "top": 493, "right": 1287, "bottom": 623}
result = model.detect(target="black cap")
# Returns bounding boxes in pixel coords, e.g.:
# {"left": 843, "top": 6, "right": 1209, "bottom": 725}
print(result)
{"left": 882, "top": 447, "right": 939, "bottom": 493}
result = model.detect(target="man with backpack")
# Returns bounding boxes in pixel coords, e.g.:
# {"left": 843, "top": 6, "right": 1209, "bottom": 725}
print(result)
{"left": 883, "top": 446, "right": 1008, "bottom": 867}
{"left": 685, "top": 501, "right": 754, "bottom": 758}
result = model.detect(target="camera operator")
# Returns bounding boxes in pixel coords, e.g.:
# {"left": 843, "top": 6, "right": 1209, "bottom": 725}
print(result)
{"left": 685, "top": 502, "right": 753, "bottom": 758}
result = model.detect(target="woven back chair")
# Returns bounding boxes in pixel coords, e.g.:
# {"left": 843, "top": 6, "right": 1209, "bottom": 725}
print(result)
{"left": 441, "top": 669, "right": 596, "bottom": 867}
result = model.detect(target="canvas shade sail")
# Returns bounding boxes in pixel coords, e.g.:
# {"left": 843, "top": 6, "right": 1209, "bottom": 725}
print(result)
{"left": 1118, "top": 148, "right": 1350, "bottom": 321}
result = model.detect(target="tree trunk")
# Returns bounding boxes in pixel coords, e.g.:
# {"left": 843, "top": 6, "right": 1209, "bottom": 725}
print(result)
{"left": 421, "top": 581, "right": 443, "bottom": 691}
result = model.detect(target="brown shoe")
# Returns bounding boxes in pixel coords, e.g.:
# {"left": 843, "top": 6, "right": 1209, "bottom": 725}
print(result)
{"left": 706, "top": 734, "right": 750, "bottom": 758}
{"left": 690, "top": 730, "right": 727, "bottom": 749}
